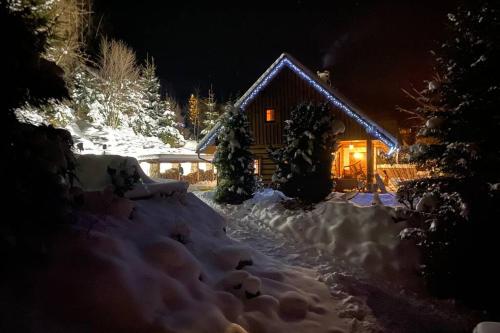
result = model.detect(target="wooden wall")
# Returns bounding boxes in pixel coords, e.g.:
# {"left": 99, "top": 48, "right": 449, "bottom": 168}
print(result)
{"left": 245, "top": 67, "right": 380, "bottom": 182}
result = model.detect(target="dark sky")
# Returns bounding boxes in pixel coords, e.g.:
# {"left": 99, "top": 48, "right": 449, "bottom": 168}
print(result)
{"left": 93, "top": 0, "right": 460, "bottom": 122}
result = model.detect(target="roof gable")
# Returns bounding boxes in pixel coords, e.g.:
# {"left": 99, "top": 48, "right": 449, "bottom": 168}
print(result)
{"left": 197, "top": 53, "right": 399, "bottom": 153}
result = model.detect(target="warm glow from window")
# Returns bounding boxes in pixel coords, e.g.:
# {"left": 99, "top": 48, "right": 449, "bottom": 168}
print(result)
{"left": 353, "top": 152, "right": 364, "bottom": 160}
{"left": 254, "top": 159, "right": 260, "bottom": 175}
{"left": 160, "top": 163, "right": 173, "bottom": 173}
{"left": 349, "top": 144, "right": 354, "bottom": 149}
{"left": 265, "top": 109, "right": 275, "bottom": 122}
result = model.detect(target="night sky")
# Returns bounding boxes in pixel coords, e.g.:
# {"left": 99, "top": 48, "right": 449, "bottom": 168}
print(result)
{"left": 93, "top": 0, "right": 460, "bottom": 122}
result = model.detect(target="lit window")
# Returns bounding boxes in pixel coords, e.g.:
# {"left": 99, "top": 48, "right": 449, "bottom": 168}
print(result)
{"left": 265, "top": 108, "right": 275, "bottom": 122}
{"left": 254, "top": 159, "right": 260, "bottom": 175}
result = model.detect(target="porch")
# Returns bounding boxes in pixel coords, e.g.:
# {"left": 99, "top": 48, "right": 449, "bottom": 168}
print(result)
{"left": 332, "top": 139, "right": 417, "bottom": 192}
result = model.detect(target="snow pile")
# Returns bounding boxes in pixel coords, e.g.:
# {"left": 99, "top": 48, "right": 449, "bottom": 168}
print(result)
{"left": 473, "top": 322, "right": 500, "bottom": 333}
{"left": 198, "top": 189, "right": 420, "bottom": 285}
{"left": 35, "top": 193, "right": 377, "bottom": 333}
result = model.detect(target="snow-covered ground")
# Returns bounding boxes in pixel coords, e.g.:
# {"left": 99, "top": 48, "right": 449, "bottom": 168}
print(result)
{"left": 31, "top": 155, "right": 383, "bottom": 333}
{"left": 66, "top": 121, "right": 190, "bottom": 158}
{"left": 16, "top": 105, "right": 192, "bottom": 159}
{"left": 197, "top": 189, "right": 419, "bottom": 284}
{"left": 195, "top": 189, "right": 480, "bottom": 333}
{"left": 330, "top": 192, "right": 401, "bottom": 207}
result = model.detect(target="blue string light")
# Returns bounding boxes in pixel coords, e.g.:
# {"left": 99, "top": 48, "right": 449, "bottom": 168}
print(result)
{"left": 197, "top": 55, "right": 398, "bottom": 153}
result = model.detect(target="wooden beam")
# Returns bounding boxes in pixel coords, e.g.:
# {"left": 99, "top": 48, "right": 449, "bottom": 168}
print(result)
{"left": 149, "top": 162, "right": 160, "bottom": 179}
{"left": 366, "top": 138, "right": 374, "bottom": 192}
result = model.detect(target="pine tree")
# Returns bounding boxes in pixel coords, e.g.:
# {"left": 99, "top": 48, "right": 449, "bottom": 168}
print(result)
{"left": 2, "top": 0, "right": 73, "bottom": 265}
{"left": 127, "top": 58, "right": 182, "bottom": 146}
{"left": 213, "top": 107, "right": 256, "bottom": 204}
{"left": 396, "top": 1, "right": 500, "bottom": 311}
{"left": 70, "top": 65, "right": 101, "bottom": 121}
{"left": 157, "top": 98, "right": 183, "bottom": 147}
{"left": 133, "top": 57, "right": 162, "bottom": 136}
{"left": 270, "top": 102, "right": 340, "bottom": 203}
{"left": 201, "top": 86, "right": 219, "bottom": 137}
{"left": 188, "top": 92, "right": 201, "bottom": 140}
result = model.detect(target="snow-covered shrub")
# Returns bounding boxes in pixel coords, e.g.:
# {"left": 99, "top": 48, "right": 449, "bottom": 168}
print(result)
{"left": 3, "top": 123, "right": 76, "bottom": 261}
{"left": 106, "top": 159, "right": 141, "bottom": 197}
{"left": 270, "top": 102, "right": 340, "bottom": 203}
{"left": 213, "top": 107, "right": 256, "bottom": 204}
{"left": 397, "top": 178, "right": 470, "bottom": 291}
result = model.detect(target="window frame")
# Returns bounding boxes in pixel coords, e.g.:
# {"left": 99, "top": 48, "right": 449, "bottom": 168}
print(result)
{"left": 253, "top": 159, "right": 261, "bottom": 175}
{"left": 265, "top": 108, "right": 276, "bottom": 123}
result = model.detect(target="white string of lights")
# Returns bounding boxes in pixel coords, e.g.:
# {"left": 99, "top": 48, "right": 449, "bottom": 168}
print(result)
{"left": 198, "top": 56, "right": 398, "bottom": 154}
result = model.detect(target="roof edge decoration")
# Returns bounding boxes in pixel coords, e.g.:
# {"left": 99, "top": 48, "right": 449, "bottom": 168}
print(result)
{"left": 196, "top": 53, "right": 399, "bottom": 154}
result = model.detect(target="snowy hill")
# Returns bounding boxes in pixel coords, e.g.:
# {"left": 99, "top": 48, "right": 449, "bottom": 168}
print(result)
{"left": 17, "top": 106, "right": 190, "bottom": 159}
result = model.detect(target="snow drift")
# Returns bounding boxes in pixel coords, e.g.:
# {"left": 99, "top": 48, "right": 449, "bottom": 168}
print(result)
{"left": 198, "top": 189, "right": 420, "bottom": 286}
{"left": 33, "top": 156, "right": 377, "bottom": 333}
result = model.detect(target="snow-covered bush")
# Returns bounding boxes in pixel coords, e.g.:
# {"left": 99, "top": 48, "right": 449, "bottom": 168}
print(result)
{"left": 213, "top": 107, "right": 256, "bottom": 204}
{"left": 107, "top": 159, "right": 141, "bottom": 197}
{"left": 270, "top": 102, "right": 340, "bottom": 203}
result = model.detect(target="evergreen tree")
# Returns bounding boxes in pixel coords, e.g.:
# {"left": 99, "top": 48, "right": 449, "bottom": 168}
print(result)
{"left": 70, "top": 65, "right": 101, "bottom": 121}
{"left": 213, "top": 107, "right": 256, "bottom": 204}
{"left": 270, "top": 102, "right": 340, "bottom": 203}
{"left": 133, "top": 57, "right": 162, "bottom": 136}
{"left": 188, "top": 92, "right": 201, "bottom": 140}
{"left": 2, "top": 0, "right": 73, "bottom": 267}
{"left": 132, "top": 58, "right": 181, "bottom": 146}
{"left": 396, "top": 1, "right": 500, "bottom": 312}
{"left": 157, "top": 98, "right": 183, "bottom": 147}
{"left": 201, "top": 86, "right": 219, "bottom": 137}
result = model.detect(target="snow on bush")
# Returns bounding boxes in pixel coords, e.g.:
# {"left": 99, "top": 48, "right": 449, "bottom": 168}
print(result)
{"left": 34, "top": 191, "right": 377, "bottom": 332}
{"left": 199, "top": 189, "right": 420, "bottom": 286}
{"left": 269, "top": 102, "right": 340, "bottom": 203}
{"left": 213, "top": 107, "right": 256, "bottom": 204}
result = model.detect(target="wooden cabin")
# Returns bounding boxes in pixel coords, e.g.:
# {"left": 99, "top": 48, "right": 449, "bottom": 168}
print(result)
{"left": 196, "top": 53, "right": 401, "bottom": 191}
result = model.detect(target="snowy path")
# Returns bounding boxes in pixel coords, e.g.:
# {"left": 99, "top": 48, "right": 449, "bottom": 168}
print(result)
{"left": 195, "top": 191, "right": 477, "bottom": 333}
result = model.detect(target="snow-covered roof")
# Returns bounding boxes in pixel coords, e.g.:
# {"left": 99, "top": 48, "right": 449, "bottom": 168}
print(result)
{"left": 196, "top": 52, "right": 399, "bottom": 154}
{"left": 137, "top": 153, "right": 213, "bottom": 163}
